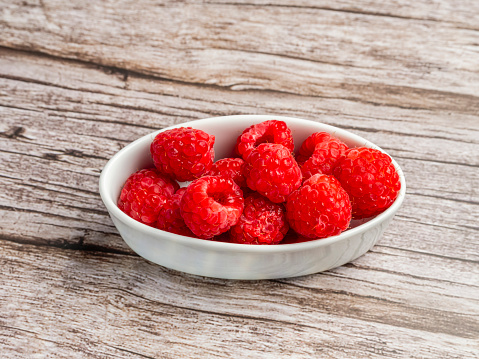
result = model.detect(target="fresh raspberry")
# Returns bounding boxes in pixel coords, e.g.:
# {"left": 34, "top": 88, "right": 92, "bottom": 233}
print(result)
{"left": 286, "top": 174, "right": 352, "bottom": 239}
{"left": 118, "top": 168, "right": 179, "bottom": 226}
{"left": 230, "top": 192, "right": 289, "bottom": 245}
{"left": 157, "top": 188, "right": 195, "bottom": 237}
{"left": 235, "top": 120, "right": 294, "bottom": 160}
{"left": 150, "top": 127, "right": 215, "bottom": 182}
{"left": 206, "top": 158, "right": 246, "bottom": 188}
{"left": 245, "top": 143, "right": 302, "bottom": 203}
{"left": 296, "top": 132, "right": 349, "bottom": 180}
{"left": 180, "top": 176, "right": 244, "bottom": 239}
{"left": 333, "top": 147, "right": 401, "bottom": 219}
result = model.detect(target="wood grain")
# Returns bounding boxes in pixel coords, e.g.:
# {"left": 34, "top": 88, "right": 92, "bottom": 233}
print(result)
{"left": 1, "top": 241, "right": 478, "bottom": 359}
{"left": 0, "top": 48, "right": 477, "bottom": 257}
{"left": 1, "top": 0, "right": 479, "bottom": 112}
{"left": 0, "top": 0, "right": 478, "bottom": 357}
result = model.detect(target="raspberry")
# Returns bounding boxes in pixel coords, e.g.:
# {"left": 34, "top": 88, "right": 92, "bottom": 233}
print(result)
{"left": 333, "top": 147, "right": 401, "bottom": 219}
{"left": 296, "top": 132, "right": 349, "bottom": 180}
{"left": 118, "top": 168, "right": 179, "bottom": 226}
{"left": 180, "top": 176, "right": 244, "bottom": 239}
{"left": 235, "top": 120, "right": 294, "bottom": 160}
{"left": 245, "top": 143, "right": 302, "bottom": 203}
{"left": 157, "top": 188, "right": 195, "bottom": 237}
{"left": 230, "top": 192, "right": 289, "bottom": 245}
{"left": 206, "top": 158, "right": 246, "bottom": 188}
{"left": 150, "top": 127, "right": 215, "bottom": 182}
{"left": 286, "top": 174, "right": 352, "bottom": 239}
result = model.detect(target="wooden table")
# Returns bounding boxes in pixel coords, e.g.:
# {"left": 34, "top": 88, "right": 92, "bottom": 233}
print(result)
{"left": 1, "top": 1, "right": 478, "bottom": 357}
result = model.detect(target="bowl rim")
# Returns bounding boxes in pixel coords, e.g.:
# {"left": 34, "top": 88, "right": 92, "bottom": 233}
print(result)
{"left": 99, "top": 115, "right": 406, "bottom": 254}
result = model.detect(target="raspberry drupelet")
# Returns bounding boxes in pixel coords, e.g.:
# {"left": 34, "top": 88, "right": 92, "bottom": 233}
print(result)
{"left": 244, "top": 143, "right": 302, "bottom": 203}
{"left": 333, "top": 147, "right": 401, "bottom": 219}
{"left": 235, "top": 120, "right": 294, "bottom": 160}
{"left": 230, "top": 192, "right": 289, "bottom": 245}
{"left": 180, "top": 176, "right": 244, "bottom": 239}
{"left": 157, "top": 188, "right": 195, "bottom": 237}
{"left": 286, "top": 174, "right": 352, "bottom": 239}
{"left": 296, "top": 132, "right": 349, "bottom": 180}
{"left": 118, "top": 168, "right": 179, "bottom": 226}
{"left": 150, "top": 127, "right": 215, "bottom": 182}
{"left": 206, "top": 157, "right": 247, "bottom": 188}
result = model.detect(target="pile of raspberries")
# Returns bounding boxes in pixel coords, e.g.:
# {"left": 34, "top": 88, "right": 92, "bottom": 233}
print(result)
{"left": 118, "top": 120, "right": 401, "bottom": 245}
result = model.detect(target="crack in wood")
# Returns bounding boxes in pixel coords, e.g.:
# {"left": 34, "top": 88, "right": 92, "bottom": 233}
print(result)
{"left": 340, "top": 125, "right": 479, "bottom": 145}
{"left": 407, "top": 191, "right": 479, "bottom": 206}
{"left": 385, "top": 154, "right": 479, "bottom": 168}
{"left": 343, "top": 262, "right": 479, "bottom": 288}
{"left": 0, "top": 148, "right": 103, "bottom": 176}
{"left": 373, "top": 245, "right": 479, "bottom": 265}
{"left": 0, "top": 103, "right": 43, "bottom": 114}
{"left": 0, "top": 233, "right": 133, "bottom": 257}
{"left": 0, "top": 324, "right": 123, "bottom": 358}
{"left": 204, "top": 1, "right": 448, "bottom": 24}
{"left": 0, "top": 126, "right": 27, "bottom": 139}
{"left": 0, "top": 204, "right": 110, "bottom": 229}
{"left": 103, "top": 345, "right": 156, "bottom": 359}
{"left": 310, "top": 270, "right": 479, "bottom": 302}
{"left": 395, "top": 215, "right": 476, "bottom": 234}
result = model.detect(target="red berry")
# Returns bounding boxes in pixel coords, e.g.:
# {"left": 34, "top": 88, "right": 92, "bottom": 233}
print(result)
{"left": 333, "top": 147, "right": 401, "bottom": 219}
{"left": 180, "top": 176, "right": 244, "bottom": 239}
{"left": 235, "top": 120, "right": 294, "bottom": 160}
{"left": 206, "top": 158, "right": 246, "bottom": 188}
{"left": 296, "top": 132, "right": 349, "bottom": 180}
{"left": 118, "top": 168, "right": 179, "bottom": 226}
{"left": 150, "top": 127, "right": 215, "bottom": 182}
{"left": 245, "top": 143, "right": 302, "bottom": 203}
{"left": 286, "top": 174, "right": 352, "bottom": 239}
{"left": 230, "top": 192, "right": 289, "bottom": 245}
{"left": 157, "top": 188, "right": 195, "bottom": 237}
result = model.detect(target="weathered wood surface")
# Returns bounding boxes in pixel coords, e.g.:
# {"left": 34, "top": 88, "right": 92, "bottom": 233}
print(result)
{"left": 0, "top": 0, "right": 478, "bottom": 358}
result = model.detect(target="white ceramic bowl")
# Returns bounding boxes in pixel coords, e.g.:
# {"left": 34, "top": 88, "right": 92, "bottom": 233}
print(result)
{"left": 99, "top": 115, "right": 406, "bottom": 280}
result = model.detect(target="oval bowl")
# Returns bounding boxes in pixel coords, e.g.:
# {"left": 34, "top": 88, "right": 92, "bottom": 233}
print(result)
{"left": 99, "top": 115, "right": 406, "bottom": 280}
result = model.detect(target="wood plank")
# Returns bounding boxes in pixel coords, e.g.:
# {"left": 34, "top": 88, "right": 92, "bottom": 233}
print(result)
{"left": 1, "top": 241, "right": 478, "bottom": 358}
{"left": 0, "top": 48, "right": 478, "bottom": 162}
{"left": 0, "top": 48, "right": 478, "bottom": 262}
{"left": 208, "top": 0, "right": 479, "bottom": 29}
{"left": 1, "top": 1, "right": 479, "bottom": 112}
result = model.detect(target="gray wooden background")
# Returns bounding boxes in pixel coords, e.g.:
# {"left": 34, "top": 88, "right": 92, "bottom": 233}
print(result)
{"left": 1, "top": 0, "right": 478, "bottom": 358}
